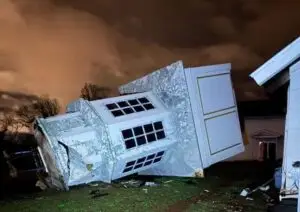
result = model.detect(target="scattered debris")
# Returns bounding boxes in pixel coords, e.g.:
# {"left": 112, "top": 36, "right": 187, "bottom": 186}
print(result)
{"left": 143, "top": 188, "right": 148, "bottom": 194}
{"left": 144, "top": 182, "right": 159, "bottom": 187}
{"left": 35, "top": 197, "right": 44, "bottom": 200}
{"left": 240, "top": 188, "right": 250, "bottom": 197}
{"left": 88, "top": 183, "right": 99, "bottom": 187}
{"left": 246, "top": 197, "right": 254, "bottom": 201}
{"left": 89, "top": 189, "right": 109, "bottom": 199}
{"left": 261, "top": 192, "right": 275, "bottom": 204}
{"left": 240, "top": 178, "right": 273, "bottom": 197}
{"left": 204, "top": 189, "right": 210, "bottom": 193}
{"left": 35, "top": 180, "right": 47, "bottom": 190}
{"left": 259, "top": 185, "right": 270, "bottom": 191}
{"left": 120, "top": 180, "right": 144, "bottom": 188}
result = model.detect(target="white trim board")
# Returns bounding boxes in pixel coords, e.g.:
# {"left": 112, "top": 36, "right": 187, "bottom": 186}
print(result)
{"left": 250, "top": 37, "right": 300, "bottom": 86}
{"left": 290, "top": 60, "right": 300, "bottom": 73}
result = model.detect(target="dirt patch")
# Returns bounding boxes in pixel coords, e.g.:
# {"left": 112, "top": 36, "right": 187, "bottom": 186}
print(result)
{"left": 165, "top": 181, "right": 223, "bottom": 212}
{"left": 165, "top": 196, "right": 200, "bottom": 212}
{"left": 164, "top": 179, "right": 264, "bottom": 212}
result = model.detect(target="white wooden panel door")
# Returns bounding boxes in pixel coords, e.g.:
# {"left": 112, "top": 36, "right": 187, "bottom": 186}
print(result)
{"left": 185, "top": 63, "right": 244, "bottom": 168}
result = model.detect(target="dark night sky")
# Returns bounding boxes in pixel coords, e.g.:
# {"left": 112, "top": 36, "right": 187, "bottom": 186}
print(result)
{"left": 1, "top": 0, "right": 300, "bottom": 106}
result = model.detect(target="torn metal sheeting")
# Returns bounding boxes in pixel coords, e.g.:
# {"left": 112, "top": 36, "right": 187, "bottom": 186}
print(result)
{"left": 34, "top": 61, "right": 244, "bottom": 190}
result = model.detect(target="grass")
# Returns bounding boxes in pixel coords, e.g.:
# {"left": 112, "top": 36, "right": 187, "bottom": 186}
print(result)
{"left": 0, "top": 162, "right": 274, "bottom": 212}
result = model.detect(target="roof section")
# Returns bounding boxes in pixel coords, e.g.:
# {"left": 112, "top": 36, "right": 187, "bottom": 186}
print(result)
{"left": 251, "top": 129, "right": 283, "bottom": 139}
{"left": 250, "top": 37, "right": 300, "bottom": 86}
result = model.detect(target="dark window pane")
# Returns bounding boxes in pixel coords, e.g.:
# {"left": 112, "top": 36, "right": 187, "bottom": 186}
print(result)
{"left": 123, "top": 167, "right": 133, "bottom": 173}
{"left": 134, "top": 163, "right": 143, "bottom": 169}
{"left": 111, "top": 110, "right": 124, "bottom": 117}
{"left": 128, "top": 99, "right": 139, "bottom": 106}
{"left": 136, "top": 136, "right": 147, "bottom": 146}
{"left": 126, "top": 161, "right": 135, "bottom": 167}
{"left": 156, "top": 151, "right": 164, "bottom": 157}
{"left": 147, "top": 154, "right": 155, "bottom": 160}
{"left": 144, "top": 124, "right": 154, "bottom": 133}
{"left": 147, "top": 133, "right": 156, "bottom": 142}
{"left": 125, "top": 139, "right": 136, "bottom": 149}
{"left": 117, "top": 101, "right": 129, "bottom": 108}
{"left": 144, "top": 161, "right": 152, "bottom": 166}
{"left": 133, "top": 126, "right": 144, "bottom": 136}
{"left": 269, "top": 143, "right": 276, "bottom": 161}
{"left": 153, "top": 157, "right": 162, "bottom": 163}
{"left": 122, "top": 129, "right": 133, "bottom": 139}
{"left": 156, "top": 131, "right": 166, "bottom": 140}
{"left": 263, "top": 143, "right": 268, "bottom": 161}
{"left": 138, "top": 97, "right": 149, "bottom": 104}
{"left": 106, "top": 103, "right": 118, "bottom": 110}
{"left": 137, "top": 157, "right": 146, "bottom": 164}
{"left": 154, "top": 121, "right": 163, "bottom": 130}
{"left": 123, "top": 107, "right": 134, "bottom": 114}
{"left": 143, "top": 104, "right": 154, "bottom": 110}
{"left": 133, "top": 106, "right": 144, "bottom": 112}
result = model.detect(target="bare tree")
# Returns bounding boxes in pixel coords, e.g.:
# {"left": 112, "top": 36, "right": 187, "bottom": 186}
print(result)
{"left": 16, "top": 95, "right": 60, "bottom": 128}
{"left": 0, "top": 114, "right": 14, "bottom": 141}
{"left": 80, "top": 83, "right": 110, "bottom": 101}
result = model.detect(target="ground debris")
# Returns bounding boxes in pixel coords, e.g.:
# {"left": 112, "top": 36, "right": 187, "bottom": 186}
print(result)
{"left": 119, "top": 179, "right": 145, "bottom": 188}
{"left": 89, "top": 189, "right": 108, "bottom": 199}
{"left": 144, "top": 182, "right": 160, "bottom": 187}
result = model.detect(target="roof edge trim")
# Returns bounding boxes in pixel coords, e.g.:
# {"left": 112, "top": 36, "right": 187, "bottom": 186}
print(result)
{"left": 250, "top": 37, "right": 300, "bottom": 86}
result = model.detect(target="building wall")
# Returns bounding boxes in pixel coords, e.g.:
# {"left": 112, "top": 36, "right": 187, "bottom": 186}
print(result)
{"left": 227, "top": 117, "right": 285, "bottom": 161}
{"left": 119, "top": 61, "right": 204, "bottom": 177}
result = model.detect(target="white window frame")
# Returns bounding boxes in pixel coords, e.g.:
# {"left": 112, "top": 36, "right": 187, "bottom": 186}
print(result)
{"left": 122, "top": 151, "right": 165, "bottom": 173}
{"left": 121, "top": 120, "right": 167, "bottom": 150}
{"left": 108, "top": 111, "right": 171, "bottom": 151}
{"left": 91, "top": 91, "right": 168, "bottom": 125}
{"left": 106, "top": 97, "right": 155, "bottom": 117}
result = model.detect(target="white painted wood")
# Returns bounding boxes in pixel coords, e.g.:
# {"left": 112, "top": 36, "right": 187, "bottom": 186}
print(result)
{"left": 281, "top": 62, "right": 300, "bottom": 197}
{"left": 298, "top": 187, "right": 300, "bottom": 212}
{"left": 37, "top": 146, "right": 49, "bottom": 173}
{"left": 197, "top": 74, "right": 235, "bottom": 114}
{"left": 205, "top": 112, "right": 242, "bottom": 154}
{"left": 290, "top": 62, "right": 300, "bottom": 91}
{"left": 291, "top": 60, "right": 300, "bottom": 73}
{"left": 250, "top": 36, "right": 300, "bottom": 86}
{"left": 185, "top": 64, "right": 244, "bottom": 168}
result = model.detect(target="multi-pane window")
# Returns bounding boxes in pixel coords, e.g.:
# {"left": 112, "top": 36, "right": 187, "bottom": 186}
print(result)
{"left": 122, "top": 121, "right": 166, "bottom": 149}
{"left": 123, "top": 151, "right": 165, "bottom": 173}
{"left": 106, "top": 97, "right": 155, "bottom": 117}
